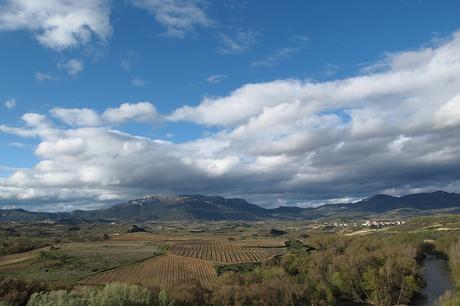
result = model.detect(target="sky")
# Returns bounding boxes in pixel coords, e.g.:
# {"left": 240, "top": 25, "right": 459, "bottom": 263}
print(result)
{"left": 1, "top": 0, "right": 460, "bottom": 211}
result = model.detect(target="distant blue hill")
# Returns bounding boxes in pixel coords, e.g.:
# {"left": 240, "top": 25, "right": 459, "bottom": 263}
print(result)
{"left": 1, "top": 191, "right": 460, "bottom": 222}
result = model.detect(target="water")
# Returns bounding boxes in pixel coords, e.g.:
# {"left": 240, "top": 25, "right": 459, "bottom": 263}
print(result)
{"left": 411, "top": 255, "right": 454, "bottom": 306}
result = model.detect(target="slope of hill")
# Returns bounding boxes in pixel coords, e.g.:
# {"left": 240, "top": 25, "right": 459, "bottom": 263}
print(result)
{"left": 349, "top": 191, "right": 460, "bottom": 213}
{"left": 1, "top": 191, "right": 460, "bottom": 222}
{"left": 71, "top": 195, "right": 271, "bottom": 221}
{"left": 0, "top": 209, "right": 56, "bottom": 222}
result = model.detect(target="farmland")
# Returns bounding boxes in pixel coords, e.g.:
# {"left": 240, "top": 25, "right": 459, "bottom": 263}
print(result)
{"left": 0, "top": 240, "right": 164, "bottom": 284}
{"left": 79, "top": 238, "right": 287, "bottom": 288}
{"left": 0, "top": 221, "right": 289, "bottom": 289}
{"left": 169, "top": 240, "right": 284, "bottom": 263}
{"left": 1, "top": 216, "right": 459, "bottom": 305}
{"left": 82, "top": 254, "right": 218, "bottom": 288}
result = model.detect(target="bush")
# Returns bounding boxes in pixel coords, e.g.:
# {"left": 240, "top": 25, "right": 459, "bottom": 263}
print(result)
{"left": 27, "top": 290, "right": 87, "bottom": 306}
{"left": 0, "top": 277, "right": 47, "bottom": 306}
{"left": 168, "top": 279, "right": 211, "bottom": 306}
{"left": 27, "top": 283, "right": 155, "bottom": 306}
{"left": 211, "top": 267, "right": 304, "bottom": 306}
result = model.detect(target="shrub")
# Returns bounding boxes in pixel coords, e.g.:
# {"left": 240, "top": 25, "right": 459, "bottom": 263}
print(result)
{"left": 0, "top": 277, "right": 47, "bottom": 306}
{"left": 27, "top": 283, "right": 154, "bottom": 306}
{"left": 27, "top": 290, "right": 87, "bottom": 306}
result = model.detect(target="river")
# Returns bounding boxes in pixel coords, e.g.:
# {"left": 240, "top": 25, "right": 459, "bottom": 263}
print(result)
{"left": 411, "top": 255, "right": 454, "bottom": 306}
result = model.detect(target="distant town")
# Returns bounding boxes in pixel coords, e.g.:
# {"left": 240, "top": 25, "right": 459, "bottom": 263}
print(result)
{"left": 311, "top": 219, "right": 406, "bottom": 230}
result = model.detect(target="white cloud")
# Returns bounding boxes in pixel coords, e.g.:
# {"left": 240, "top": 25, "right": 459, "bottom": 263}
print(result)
{"left": 8, "top": 142, "right": 31, "bottom": 149}
{"left": 170, "top": 32, "right": 460, "bottom": 127}
{"left": 102, "top": 102, "right": 161, "bottom": 124}
{"left": 207, "top": 74, "right": 227, "bottom": 84}
{"left": 0, "top": 125, "right": 37, "bottom": 138}
{"left": 4, "top": 99, "right": 16, "bottom": 109}
{"left": 36, "top": 138, "right": 87, "bottom": 158}
{"left": 218, "top": 29, "right": 258, "bottom": 54}
{"left": 131, "top": 0, "right": 210, "bottom": 38}
{"left": 121, "top": 50, "right": 137, "bottom": 71}
{"left": 22, "top": 113, "right": 50, "bottom": 127}
{"left": 3, "top": 31, "right": 460, "bottom": 208}
{"left": 58, "top": 59, "right": 84, "bottom": 77}
{"left": 251, "top": 47, "right": 301, "bottom": 67}
{"left": 251, "top": 36, "right": 309, "bottom": 67}
{"left": 49, "top": 102, "right": 161, "bottom": 127}
{"left": 168, "top": 80, "right": 311, "bottom": 126}
{"left": 434, "top": 95, "right": 460, "bottom": 129}
{"left": 35, "top": 71, "right": 58, "bottom": 82}
{"left": 322, "top": 64, "right": 341, "bottom": 76}
{"left": 51, "top": 108, "right": 101, "bottom": 127}
{"left": 0, "top": 0, "right": 112, "bottom": 50}
{"left": 131, "top": 77, "right": 148, "bottom": 87}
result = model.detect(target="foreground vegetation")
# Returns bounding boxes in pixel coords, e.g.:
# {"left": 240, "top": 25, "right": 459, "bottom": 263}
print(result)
{"left": 436, "top": 240, "right": 460, "bottom": 305}
{"left": 0, "top": 215, "right": 459, "bottom": 305}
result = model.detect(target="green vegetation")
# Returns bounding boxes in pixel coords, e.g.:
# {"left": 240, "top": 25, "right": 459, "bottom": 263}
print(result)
{"left": 0, "top": 223, "right": 129, "bottom": 256}
{"left": 436, "top": 240, "right": 460, "bottom": 306}
{"left": 215, "top": 262, "right": 261, "bottom": 276}
{"left": 0, "top": 277, "right": 48, "bottom": 306}
{"left": 0, "top": 242, "right": 164, "bottom": 286}
{"left": 27, "top": 283, "right": 155, "bottom": 306}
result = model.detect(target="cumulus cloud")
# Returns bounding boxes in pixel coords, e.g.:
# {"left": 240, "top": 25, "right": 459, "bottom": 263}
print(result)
{"left": 58, "top": 59, "right": 84, "bottom": 77}
{"left": 170, "top": 33, "right": 460, "bottom": 127}
{"left": 0, "top": 0, "right": 112, "bottom": 50}
{"left": 434, "top": 95, "right": 460, "bottom": 129}
{"left": 102, "top": 102, "right": 161, "bottom": 124}
{"left": 2, "top": 31, "right": 460, "bottom": 209}
{"left": 51, "top": 108, "right": 101, "bottom": 127}
{"left": 50, "top": 102, "right": 161, "bottom": 127}
{"left": 131, "top": 0, "right": 210, "bottom": 38}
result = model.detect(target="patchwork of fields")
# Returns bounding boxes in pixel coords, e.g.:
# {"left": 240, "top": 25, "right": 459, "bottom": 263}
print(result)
{"left": 0, "top": 227, "right": 288, "bottom": 289}
{"left": 79, "top": 236, "right": 287, "bottom": 288}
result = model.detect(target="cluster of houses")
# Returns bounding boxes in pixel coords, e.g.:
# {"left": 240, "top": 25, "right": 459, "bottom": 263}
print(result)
{"left": 309, "top": 222, "right": 356, "bottom": 230}
{"left": 311, "top": 219, "right": 406, "bottom": 230}
{"left": 361, "top": 219, "right": 405, "bottom": 228}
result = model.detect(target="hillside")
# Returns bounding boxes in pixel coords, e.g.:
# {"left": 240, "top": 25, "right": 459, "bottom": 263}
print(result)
{"left": 71, "top": 195, "right": 271, "bottom": 221}
{"left": 1, "top": 191, "right": 460, "bottom": 222}
{"left": 349, "top": 191, "right": 460, "bottom": 212}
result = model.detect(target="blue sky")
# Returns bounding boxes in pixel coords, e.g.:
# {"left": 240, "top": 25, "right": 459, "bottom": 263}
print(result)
{"left": 1, "top": 0, "right": 460, "bottom": 210}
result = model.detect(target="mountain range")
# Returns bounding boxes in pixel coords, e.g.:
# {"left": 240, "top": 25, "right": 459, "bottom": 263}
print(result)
{"left": 1, "top": 191, "right": 460, "bottom": 222}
